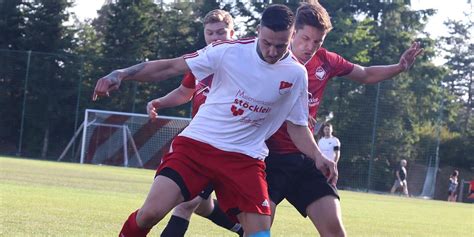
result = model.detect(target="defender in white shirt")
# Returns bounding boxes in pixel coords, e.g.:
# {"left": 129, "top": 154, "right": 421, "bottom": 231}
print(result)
{"left": 93, "top": 5, "right": 336, "bottom": 237}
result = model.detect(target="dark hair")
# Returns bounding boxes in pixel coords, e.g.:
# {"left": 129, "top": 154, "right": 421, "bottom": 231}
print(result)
{"left": 452, "top": 170, "right": 459, "bottom": 177}
{"left": 260, "top": 4, "right": 294, "bottom": 32}
{"left": 323, "top": 122, "right": 333, "bottom": 129}
{"left": 295, "top": 2, "right": 333, "bottom": 34}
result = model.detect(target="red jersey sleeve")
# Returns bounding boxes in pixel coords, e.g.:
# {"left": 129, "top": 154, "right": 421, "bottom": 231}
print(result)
{"left": 324, "top": 49, "right": 354, "bottom": 78}
{"left": 181, "top": 72, "right": 196, "bottom": 89}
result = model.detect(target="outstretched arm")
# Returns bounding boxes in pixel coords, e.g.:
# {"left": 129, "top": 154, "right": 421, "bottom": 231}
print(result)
{"left": 345, "top": 42, "right": 423, "bottom": 84}
{"left": 286, "top": 121, "right": 338, "bottom": 186}
{"left": 93, "top": 57, "right": 189, "bottom": 100}
{"left": 147, "top": 85, "right": 194, "bottom": 119}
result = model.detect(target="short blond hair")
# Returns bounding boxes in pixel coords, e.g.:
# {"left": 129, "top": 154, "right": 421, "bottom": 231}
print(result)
{"left": 203, "top": 9, "right": 234, "bottom": 30}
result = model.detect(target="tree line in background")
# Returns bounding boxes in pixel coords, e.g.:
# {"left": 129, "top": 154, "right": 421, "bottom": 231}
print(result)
{"left": 0, "top": 0, "right": 472, "bottom": 188}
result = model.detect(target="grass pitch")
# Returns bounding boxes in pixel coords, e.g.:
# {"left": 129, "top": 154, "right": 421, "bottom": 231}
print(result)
{"left": 1, "top": 157, "right": 472, "bottom": 236}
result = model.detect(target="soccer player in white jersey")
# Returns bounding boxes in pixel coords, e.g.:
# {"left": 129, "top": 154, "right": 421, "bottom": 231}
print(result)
{"left": 93, "top": 4, "right": 336, "bottom": 237}
{"left": 317, "top": 123, "right": 341, "bottom": 163}
{"left": 148, "top": 9, "right": 243, "bottom": 237}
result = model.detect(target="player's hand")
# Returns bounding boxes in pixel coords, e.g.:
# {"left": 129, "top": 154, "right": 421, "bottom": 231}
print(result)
{"left": 308, "top": 117, "right": 317, "bottom": 132}
{"left": 92, "top": 71, "right": 122, "bottom": 101}
{"left": 314, "top": 154, "right": 338, "bottom": 186}
{"left": 147, "top": 99, "right": 161, "bottom": 120}
{"left": 399, "top": 41, "right": 423, "bottom": 71}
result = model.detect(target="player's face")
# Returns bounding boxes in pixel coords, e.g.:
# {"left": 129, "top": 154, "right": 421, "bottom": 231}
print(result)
{"left": 257, "top": 25, "right": 292, "bottom": 64}
{"left": 323, "top": 125, "right": 332, "bottom": 136}
{"left": 204, "top": 22, "right": 234, "bottom": 45}
{"left": 291, "top": 25, "right": 326, "bottom": 63}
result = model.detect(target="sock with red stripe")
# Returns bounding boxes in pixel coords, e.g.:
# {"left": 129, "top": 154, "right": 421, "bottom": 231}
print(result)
{"left": 119, "top": 210, "right": 151, "bottom": 237}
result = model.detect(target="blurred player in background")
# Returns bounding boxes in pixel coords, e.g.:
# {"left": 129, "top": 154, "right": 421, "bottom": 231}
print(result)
{"left": 317, "top": 123, "right": 341, "bottom": 163}
{"left": 447, "top": 170, "right": 459, "bottom": 202}
{"left": 147, "top": 9, "right": 243, "bottom": 237}
{"left": 265, "top": 2, "right": 422, "bottom": 236}
{"left": 391, "top": 159, "right": 409, "bottom": 197}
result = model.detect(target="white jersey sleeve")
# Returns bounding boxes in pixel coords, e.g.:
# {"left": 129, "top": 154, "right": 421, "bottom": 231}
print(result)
{"left": 285, "top": 72, "right": 309, "bottom": 126}
{"left": 183, "top": 42, "right": 228, "bottom": 81}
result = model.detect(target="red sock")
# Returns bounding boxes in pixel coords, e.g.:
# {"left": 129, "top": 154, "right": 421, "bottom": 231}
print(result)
{"left": 119, "top": 209, "right": 151, "bottom": 237}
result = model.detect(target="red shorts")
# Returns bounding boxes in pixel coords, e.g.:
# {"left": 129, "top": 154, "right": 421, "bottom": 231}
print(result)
{"left": 156, "top": 136, "right": 271, "bottom": 217}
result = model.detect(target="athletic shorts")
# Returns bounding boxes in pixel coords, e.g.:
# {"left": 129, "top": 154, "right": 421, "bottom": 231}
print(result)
{"left": 157, "top": 136, "right": 271, "bottom": 217}
{"left": 265, "top": 152, "right": 339, "bottom": 217}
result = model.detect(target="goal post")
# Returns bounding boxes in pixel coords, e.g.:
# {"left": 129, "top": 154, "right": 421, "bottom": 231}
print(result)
{"left": 77, "top": 109, "right": 190, "bottom": 168}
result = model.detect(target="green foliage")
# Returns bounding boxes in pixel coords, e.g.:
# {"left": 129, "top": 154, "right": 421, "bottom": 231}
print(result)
{"left": 437, "top": 17, "right": 473, "bottom": 169}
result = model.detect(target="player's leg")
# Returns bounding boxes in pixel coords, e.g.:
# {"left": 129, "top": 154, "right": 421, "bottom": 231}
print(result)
{"left": 390, "top": 180, "right": 399, "bottom": 194}
{"left": 121, "top": 136, "right": 210, "bottom": 237}
{"left": 195, "top": 191, "right": 244, "bottom": 236}
{"left": 306, "top": 196, "right": 345, "bottom": 237}
{"left": 285, "top": 155, "right": 345, "bottom": 237}
{"left": 402, "top": 180, "right": 409, "bottom": 197}
{"left": 210, "top": 151, "right": 271, "bottom": 236}
{"left": 120, "top": 174, "right": 184, "bottom": 237}
{"left": 264, "top": 152, "right": 300, "bottom": 226}
{"left": 160, "top": 196, "right": 203, "bottom": 237}
{"left": 269, "top": 201, "right": 278, "bottom": 226}
{"left": 237, "top": 212, "right": 271, "bottom": 236}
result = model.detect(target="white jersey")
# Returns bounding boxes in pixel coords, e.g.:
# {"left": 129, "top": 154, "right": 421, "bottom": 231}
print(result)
{"left": 317, "top": 136, "right": 340, "bottom": 162}
{"left": 181, "top": 38, "right": 309, "bottom": 160}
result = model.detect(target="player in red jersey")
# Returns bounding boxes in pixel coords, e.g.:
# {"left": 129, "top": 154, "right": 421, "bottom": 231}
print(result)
{"left": 265, "top": 2, "right": 423, "bottom": 237}
{"left": 146, "top": 9, "right": 243, "bottom": 237}
{"left": 93, "top": 4, "right": 337, "bottom": 237}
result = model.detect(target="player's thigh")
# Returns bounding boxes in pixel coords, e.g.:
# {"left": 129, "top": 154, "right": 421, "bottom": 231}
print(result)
{"left": 213, "top": 155, "right": 270, "bottom": 219}
{"left": 237, "top": 212, "right": 271, "bottom": 234}
{"left": 307, "top": 195, "right": 344, "bottom": 234}
{"left": 265, "top": 153, "right": 304, "bottom": 205}
{"left": 138, "top": 175, "right": 184, "bottom": 224}
{"left": 286, "top": 157, "right": 339, "bottom": 217}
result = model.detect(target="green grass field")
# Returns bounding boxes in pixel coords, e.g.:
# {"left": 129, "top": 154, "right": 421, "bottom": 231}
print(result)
{"left": 1, "top": 157, "right": 472, "bottom": 237}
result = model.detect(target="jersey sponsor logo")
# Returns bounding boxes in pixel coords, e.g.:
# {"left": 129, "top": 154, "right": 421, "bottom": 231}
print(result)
{"left": 279, "top": 81, "right": 293, "bottom": 95}
{"left": 232, "top": 99, "right": 271, "bottom": 114}
{"left": 315, "top": 66, "right": 326, "bottom": 81}
{"left": 231, "top": 105, "right": 244, "bottom": 116}
{"left": 261, "top": 199, "right": 270, "bottom": 207}
{"left": 308, "top": 92, "right": 320, "bottom": 107}
{"left": 231, "top": 90, "right": 274, "bottom": 126}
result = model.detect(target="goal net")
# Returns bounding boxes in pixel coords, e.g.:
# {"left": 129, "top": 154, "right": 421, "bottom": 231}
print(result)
{"left": 78, "top": 109, "right": 190, "bottom": 169}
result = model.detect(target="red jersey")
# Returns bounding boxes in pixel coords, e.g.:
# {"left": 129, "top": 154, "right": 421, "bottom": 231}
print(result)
{"left": 266, "top": 48, "right": 354, "bottom": 154}
{"left": 181, "top": 72, "right": 213, "bottom": 118}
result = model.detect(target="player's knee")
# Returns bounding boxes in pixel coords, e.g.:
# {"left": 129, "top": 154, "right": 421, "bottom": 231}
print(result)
{"left": 137, "top": 208, "right": 166, "bottom": 228}
{"left": 194, "top": 198, "right": 214, "bottom": 217}
{"left": 319, "top": 220, "right": 346, "bottom": 237}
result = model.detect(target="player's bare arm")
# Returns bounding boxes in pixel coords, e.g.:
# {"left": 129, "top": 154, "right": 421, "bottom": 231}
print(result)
{"left": 93, "top": 57, "right": 190, "bottom": 100}
{"left": 286, "top": 121, "right": 338, "bottom": 186}
{"left": 147, "top": 85, "right": 194, "bottom": 119}
{"left": 346, "top": 41, "right": 423, "bottom": 84}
